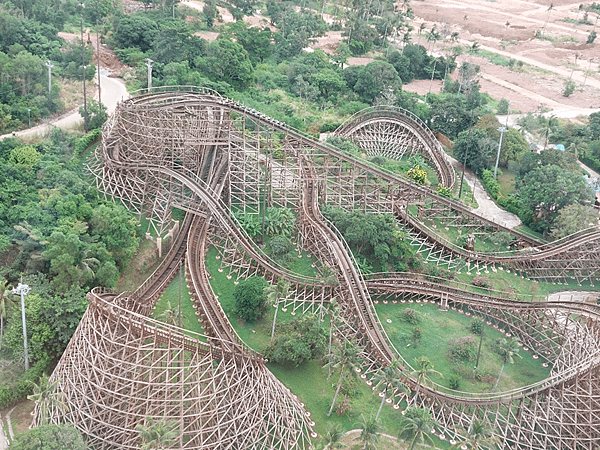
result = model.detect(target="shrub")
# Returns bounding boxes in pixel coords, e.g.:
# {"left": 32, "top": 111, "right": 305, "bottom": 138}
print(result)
{"left": 448, "top": 374, "right": 461, "bottom": 390}
{"left": 412, "top": 326, "right": 422, "bottom": 342}
{"left": 470, "top": 318, "right": 484, "bottom": 335}
{"left": 336, "top": 397, "right": 351, "bottom": 416}
{"left": 74, "top": 128, "right": 101, "bottom": 157}
{"left": 400, "top": 308, "right": 421, "bottom": 324}
{"left": 436, "top": 185, "right": 453, "bottom": 198}
{"left": 481, "top": 169, "right": 500, "bottom": 199}
{"left": 563, "top": 80, "right": 575, "bottom": 97}
{"left": 406, "top": 166, "right": 428, "bottom": 184}
{"left": 233, "top": 276, "right": 269, "bottom": 322}
{"left": 472, "top": 276, "right": 492, "bottom": 289}
{"left": 424, "top": 264, "right": 455, "bottom": 282}
{"left": 447, "top": 336, "right": 477, "bottom": 362}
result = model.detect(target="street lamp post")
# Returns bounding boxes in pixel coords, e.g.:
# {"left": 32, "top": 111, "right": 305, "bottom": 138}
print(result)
{"left": 145, "top": 58, "right": 154, "bottom": 92}
{"left": 27, "top": 109, "right": 31, "bottom": 128}
{"left": 12, "top": 283, "right": 31, "bottom": 371}
{"left": 80, "top": 3, "right": 88, "bottom": 132}
{"left": 494, "top": 126, "right": 506, "bottom": 179}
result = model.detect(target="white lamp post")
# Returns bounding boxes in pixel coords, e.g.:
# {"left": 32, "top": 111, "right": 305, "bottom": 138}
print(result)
{"left": 12, "top": 283, "right": 31, "bottom": 371}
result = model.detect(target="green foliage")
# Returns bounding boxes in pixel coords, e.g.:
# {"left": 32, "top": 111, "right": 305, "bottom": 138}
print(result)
{"left": 430, "top": 95, "right": 477, "bottom": 140}
{"left": 448, "top": 374, "right": 461, "bottom": 390}
{"left": 79, "top": 99, "right": 108, "bottom": 131}
{"left": 481, "top": 169, "right": 500, "bottom": 199}
{"left": 0, "top": 355, "right": 51, "bottom": 409}
{"left": 113, "top": 14, "right": 160, "bottom": 53}
{"left": 424, "top": 264, "right": 456, "bottom": 283}
{"left": 497, "top": 98, "right": 509, "bottom": 115}
{"left": 551, "top": 204, "right": 600, "bottom": 239}
{"left": 436, "top": 185, "right": 453, "bottom": 198}
{"left": 563, "top": 80, "right": 576, "bottom": 97}
{"left": 74, "top": 128, "right": 102, "bottom": 157}
{"left": 519, "top": 164, "right": 595, "bottom": 233}
{"left": 323, "top": 207, "right": 421, "bottom": 272}
{"left": 264, "top": 313, "right": 327, "bottom": 366}
{"left": 136, "top": 417, "right": 180, "bottom": 450}
{"left": 398, "top": 406, "right": 437, "bottom": 450}
{"left": 9, "top": 145, "right": 41, "bottom": 168}
{"left": 587, "top": 30, "right": 597, "bottom": 43}
{"left": 447, "top": 336, "right": 477, "bottom": 362}
{"left": 471, "top": 276, "right": 492, "bottom": 289}
{"left": 400, "top": 308, "right": 421, "bottom": 325}
{"left": 233, "top": 276, "right": 268, "bottom": 322}
{"left": 470, "top": 318, "right": 484, "bottom": 335}
{"left": 453, "top": 128, "right": 494, "bottom": 175}
{"left": 9, "top": 424, "right": 87, "bottom": 450}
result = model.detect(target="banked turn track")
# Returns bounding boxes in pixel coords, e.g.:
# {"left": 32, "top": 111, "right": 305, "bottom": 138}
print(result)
{"left": 44, "top": 87, "right": 600, "bottom": 449}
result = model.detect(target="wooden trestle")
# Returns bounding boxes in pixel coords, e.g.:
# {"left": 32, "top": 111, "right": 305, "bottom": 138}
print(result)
{"left": 42, "top": 87, "right": 600, "bottom": 449}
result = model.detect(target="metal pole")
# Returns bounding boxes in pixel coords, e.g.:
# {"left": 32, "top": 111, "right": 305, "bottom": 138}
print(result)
{"left": 96, "top": 21, "right": 101, "bottom": 105}
{"left": 12, "top": 283, "right": 31, "bottom": 371}
{"left": 27, "top": 109, "right": 31, "bottom": 127}
{"left": 80, "top": 4, "right": 88, "bottom": 132}
{"left": 474, "top": 321, "right": 485, "bottom": 371}
{"left": 494, "top": 126, "right": 506, "bottom": 179}
{"left": 45, "top": 60, "right": 53, "bottom": 95}
{"left": 145, "top": 58, "right": 153, "bottom": 92}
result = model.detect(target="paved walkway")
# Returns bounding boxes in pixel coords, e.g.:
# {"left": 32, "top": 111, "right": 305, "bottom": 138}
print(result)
{"left": 546, "top": 291, "right": 600, "bottom": 304}
{"left": 447, "top": 155, "right": 522, "bottom": 229}
{"left": 0, "top": 74, "right": 128, "bottom": 141}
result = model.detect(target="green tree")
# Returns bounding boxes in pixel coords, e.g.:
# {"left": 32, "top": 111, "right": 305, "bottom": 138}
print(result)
{"left": 372, "top": 362, "right": 409, "bottom": 420}
{"left": 450, "top": 418, "right": 499, "bottom": 450}
{"left": 113, "top": 14, "right": 160, "bottom": 52}
{"left": 453, "top": 128, "right": 494, "bottom": 175}
{"left": 197, "top": 38, "right": 255, "bottom": 89}
{"left": 324, "top": 340, "right": 362, "bottom": 417}
{"left": 264, "top": 313, "right": 327, "bottom": 366}
{"left": 325, "top": 299, "right": 340, "bottom": 379}
{"left": 493, "top": 337, "right": 522, "bottom": 390}
{"left": 266, "top": 278, "right": 290, "bottom": 342}
{"left": 398, "top": 406, "right": 437, "bottom": 450}
{"left": 28, "top": 374, "right": 67, "bottom": 425}
{"left": 356, "top": 413, "right": 381, "bottom": 450}
{"left": 9, "top": 145, "right": 41, "bottom": 168}
{"left": 79, "top": 99, "right": 107, "bottom": 131}
{"left": 322, "top": 422, "right": 344, "bottom": 449}
{"left": 353, "top": 61, "right": 401, "bottom": 104}
{"left": 136, "top": 417, "right": 180, "bottom": 450}
{"left": 157, "top": 300, "right": 180, "bottom": 326}
{"left": 500, "top": 128, "right": 529, "bottom": 166}
{"left": 519, "top": 164, "right": 595, "bottom": 233}
{"left": 551, "top": 204, "right": 599, "bottom": 239}
{"left": 409, "top": 356, "right": 442, "bottom": 404}
{"left": 429, "top": 96, "right": 474, "bottom": 140}
{"left": 233, "top": 276, "right": 269, "bottom": 322}
{"left": 9, "top": 424, "right": 87, "bottom": 450}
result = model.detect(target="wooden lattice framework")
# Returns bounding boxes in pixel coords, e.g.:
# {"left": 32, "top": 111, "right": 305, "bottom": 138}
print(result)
{"left": 44, "top": 88, "right": 600, "bottom": 449}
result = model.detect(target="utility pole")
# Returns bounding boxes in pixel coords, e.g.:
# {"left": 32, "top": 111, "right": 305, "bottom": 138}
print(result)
{"left": 96, "top": 20, "right": 101, "bottom": 105}
{"left": 145, "top": 58, "right": 154, "bottom": 92}
{"left": 12, "top": 283, "right": 31, "bottom": 371}
{"left": 80, "top": 3, "right": 88, "bottom": 132}
{"left": 27, "top": 109, "right": 31, "bottom": 127}
{"left": 494, "top": 126, "right": 507, "bottom": 179}
{"left": 45, "top": 60, "right": 53, "bottom": 95}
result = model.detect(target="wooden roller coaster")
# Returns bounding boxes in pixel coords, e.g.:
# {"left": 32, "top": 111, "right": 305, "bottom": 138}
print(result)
{"left": 43, "top": 87, "right": 600, "bottom": 449}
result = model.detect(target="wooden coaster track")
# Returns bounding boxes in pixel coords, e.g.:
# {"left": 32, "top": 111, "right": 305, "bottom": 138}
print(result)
{"left": 44, "top": 88, "right": 600, "bottom": 449}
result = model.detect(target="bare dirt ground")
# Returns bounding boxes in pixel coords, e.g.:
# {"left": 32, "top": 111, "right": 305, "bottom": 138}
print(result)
{"left": 406, "top": 0, "right": 600, "bottom": 116}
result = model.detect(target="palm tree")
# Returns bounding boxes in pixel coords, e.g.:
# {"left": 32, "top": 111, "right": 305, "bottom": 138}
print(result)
{"left": 372, "top": 362, "right": 409, "bottom": 420}
{"left": 136, "top": 417, "right": 180, "bottom": 450}
{"left": 542, "top": 3, "right": 554, "bottom": 35}
{"left": 493, "top": 337, "right": 522, "bottom": 390}
{"left": 325, "top": 299, "right": 340, "bottom": 379}
{"left": 28, "top": 374, "right": 68, "bottom": 425}
{"left": 324, "top": 340, "right": 362, "bottom": 417}
{"left": 323, "top": 423, "right": 344, "bottom": 449}
{"left": 266, "top": 278, "right": 290, "bottom": 342}
{"left": 409, "top": 356, "right": 443, "bottom": 404}
{"left": 157, "top": 300, "right": 180, "bottom": 326}
{"left": 398, "top": 406, "right": 437, "bottom": 450}
{"left": 356, "top": 413, "right": 381, "bottom": 450}
{"left": 451, "top": 418, "right": 500, "bottom": 450}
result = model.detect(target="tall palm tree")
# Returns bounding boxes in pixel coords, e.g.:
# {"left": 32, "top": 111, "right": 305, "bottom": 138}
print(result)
{"left": 266, "top": 278, "right": 290, "bottom": 342}
{"left": 542, "top": 2, "right": 554, "bottom": 35}
{"left": 157, "top": 300, "right": 180, "bottom": 327}
{"left": 409, "top": 356, "right": 443, "bottom": 404}
{"left": 493, "top": 337, "right": 522, "bottom": 390}
{"left": 28, "top": 374, "right": 68, "bottom": 425}
{"left": 356, "top": 413, "right": 381, "bottom": 450}
{"left": 136, "top": 417, "right": 180, "bottom": 450}
{"left": 323, "top": 423, "right": 344, "bottom": 449}
{"left": 324, "top": 340, "right": 362, "bottom": 417}
{"left": 325, "top": 299, "right": 340, "bottom": 379}
{"left": 398, "top": 406, "right": 437, "bottom": 450}
{"left": 451, "top": 418, "right": 500, "bottom": 450}
{"left": 372, "top": 362, "right": 409, "bottom": 420}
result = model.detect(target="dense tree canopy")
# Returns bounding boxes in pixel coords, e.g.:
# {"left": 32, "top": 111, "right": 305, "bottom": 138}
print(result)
{"left": 9, "top": 424, "right": 87, "bottom": 450}
{"left": 233, "top": 276, "right": 269, "bottom": 322}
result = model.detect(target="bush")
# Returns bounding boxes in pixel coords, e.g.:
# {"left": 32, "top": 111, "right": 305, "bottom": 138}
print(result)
{"left": 472, "top": 276, "right": 492, "bottom": 288}
{"left": 447, "top": 336, "right": 477, "bottom": 362}
{"left": 424, "top": 264, "right": 455, "bottom": 282}
{"left": 233, "top": 276, "right": 269, "bottom": 322}
{"left": 436, "top": 185, "right": 453, "bottom": 198}
{"left": 448, "top": 374, "right": 461, "bottom": 390}
{"left": 74, "top": 128, "right": 101, "bottom": 157}
{"left": 412, "top": 326, "right": 422, "bottom": 342}
{"left": 470, "top": 318, "right": 484, "bottom": 335}
{"left": 400, "top": 308, "right": 421, "bottom": 324}
{"left": 563, "top": 80, "right": 576, "bottom": 97}
{"left": 0, "top": 356, "right": 51, "bottom": 409}
{"left": 481, "top": 169, "right": 500, "bottom": 199}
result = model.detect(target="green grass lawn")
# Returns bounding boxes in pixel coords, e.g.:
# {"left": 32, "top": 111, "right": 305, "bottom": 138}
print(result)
{"left": 375, "top": 302, "right": 550, "bottom": 393}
